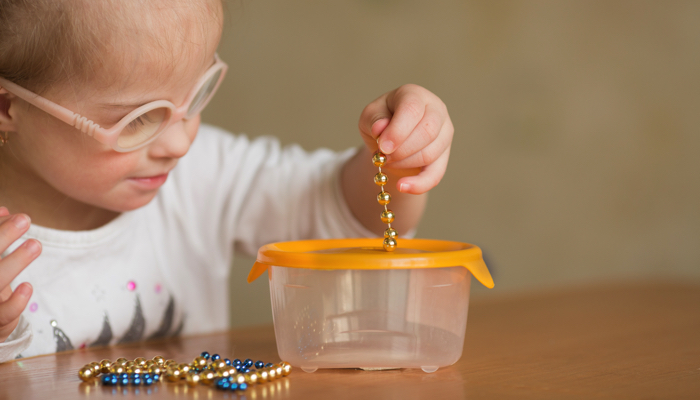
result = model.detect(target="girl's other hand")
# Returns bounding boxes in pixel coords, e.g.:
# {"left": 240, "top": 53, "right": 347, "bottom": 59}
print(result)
{"left": 0, "top": 206, "right": 40, "bottom": 342}
{"left": 358, "top": 84, "right": 454, "bottom": 195}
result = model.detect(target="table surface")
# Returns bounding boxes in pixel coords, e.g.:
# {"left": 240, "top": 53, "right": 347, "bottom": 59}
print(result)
{"left": 1, "top": 282, "right": 699, "bottom": 400}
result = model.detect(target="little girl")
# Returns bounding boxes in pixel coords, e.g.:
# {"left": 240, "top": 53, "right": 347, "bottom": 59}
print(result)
{"left": 0, "top": 0, "right": 453, "bottom": 362}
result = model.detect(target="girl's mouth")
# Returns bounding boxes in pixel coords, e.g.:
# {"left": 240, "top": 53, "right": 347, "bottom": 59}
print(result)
{"left": 127, "top": 173, "right": 169, "bottom": 190}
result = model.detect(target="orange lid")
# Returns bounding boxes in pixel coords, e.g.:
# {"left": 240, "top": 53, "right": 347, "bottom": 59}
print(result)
{"left": 247, "top": 238, "right": 494, "bottom": 288}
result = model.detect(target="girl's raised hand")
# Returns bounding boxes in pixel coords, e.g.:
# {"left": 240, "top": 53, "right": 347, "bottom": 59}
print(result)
{"left": 0, "top": 206, "right": 40, "bottom": 342}
{"left": 358, "top": 84, "right": 454, "bottom": 194}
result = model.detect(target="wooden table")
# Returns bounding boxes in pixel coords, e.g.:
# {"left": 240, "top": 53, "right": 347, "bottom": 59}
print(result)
{"left": 1, "top": 282, "right": 699, "bottom": 399}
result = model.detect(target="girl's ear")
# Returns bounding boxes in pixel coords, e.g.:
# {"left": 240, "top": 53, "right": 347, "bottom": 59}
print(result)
{"left": 0, "top": 88, "right": 18, "bottom": 132}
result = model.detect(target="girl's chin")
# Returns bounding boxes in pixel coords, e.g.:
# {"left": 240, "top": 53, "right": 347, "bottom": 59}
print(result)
{"left": 107, "top": 190, "right": 161, "bottom": 212}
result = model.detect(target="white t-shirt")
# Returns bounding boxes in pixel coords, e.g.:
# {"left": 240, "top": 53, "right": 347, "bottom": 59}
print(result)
{"left": 0, "top": 124, "right": 376, "bottom": 362}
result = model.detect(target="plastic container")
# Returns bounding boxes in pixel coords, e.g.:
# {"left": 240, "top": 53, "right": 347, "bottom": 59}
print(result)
{"left": 248, "top": 238, "right": 493, "bottom": 373}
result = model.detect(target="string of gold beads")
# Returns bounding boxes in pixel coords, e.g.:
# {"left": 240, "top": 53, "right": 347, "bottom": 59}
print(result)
{"left": 373, "top": 150, "right": 397, "bottom": 251}
{"left": 78, "top": 352, "right": 292, "bottom": 392}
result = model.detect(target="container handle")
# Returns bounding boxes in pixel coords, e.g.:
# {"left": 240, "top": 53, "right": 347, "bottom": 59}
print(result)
{"left": 463, "top": 259, "right": 494, "bottom": 288}
{"left": 247, "top": 262, "right": 269, "bottom": 283}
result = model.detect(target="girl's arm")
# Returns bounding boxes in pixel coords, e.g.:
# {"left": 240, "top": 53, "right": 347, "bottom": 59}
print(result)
{"left": 341, "top": 84, "right": 453, "bottom": 235}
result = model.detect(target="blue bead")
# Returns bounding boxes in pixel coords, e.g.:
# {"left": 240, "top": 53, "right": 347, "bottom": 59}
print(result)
{"left": 229, "top": 383, "right": 238, "bottom": 391}
{"left": 243, "top": 368, "right": 251, "bottom": 373}
{"left": 224, "top": 358, "right": 231, "bottom": 366}
{"left": 119, "top": 378, "right": 129, "bottom": 386}
{"left": 130, "top": 373, "right": 140, "bottom": 380}
{"left": 131, "top": 378, "right": 142, "bottom": 386}
{"left": 233, "top": 359, "right": 242, "bottom": 366}
{"left": 201, "top": 351, "right": 211, "bottom": 360}
{"left": 119, "top": 373, "right": 129, "bottom": 380}
{"left": 211, "top": 354, "right": 221, "bottom": 361}
{"left": 144, "top": 378, "right": 154, "bottom": 386}
{"left": 102, "top": 375, "right": 114, "bottom": 385}
{"left": 255, "top": 361, "right": 264, "bottom": 369}
{"left": 152, "top": 374, "right": 160, "bottom": 382}
{"left": 110, "top": 376, "right": 119, "bottom": 386}
{"left": 265, "top": 363, "right": 273, "bottom": 368}
{"left": 142, "top": 373, "right": 152, "bottom": 380}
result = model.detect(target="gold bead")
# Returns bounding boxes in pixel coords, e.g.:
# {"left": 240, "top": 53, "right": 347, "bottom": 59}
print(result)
{"left": 78, "top": 366, "right": 95, "bottom": 382}
{"left": 149, "top": 365, "right": 164, "bottom": 376}
{"left": 256, "top": 369, "right": 269, "bottom": 383}
{"left": 377, "top": 191, "right": 391, "bottom": 205}
{"left": 192, "top": 356, "right": 208, "bottom": 370}
{"left": 152, "top": 355, "right": 165, "bottom": 365}
{"left": 186, "top": 373, "right": 201, "bottom": 387}
{"left": 166, "top": 366, "right": 182, "bottom": 382}
{"left": 372, "top": 151, "right": 387, "bottom": 167}
{"left": 179, "top": 363, "right": 191, "bottom": 374}
{"left": 200, "top": 370, "right": 216, "bottom": 385}
{"left": 110, "top": 364, "right": 126, "bottom": 375}
{"left": 217, "top": 369, "right": 231, "bottom": 379}
{"left": 234, "top": 373, "right": 246, "bottom": 385}
{"left": 380, "top": 209, "right": 395, "bottom": 224}
{"left": 132, "top": 366, "right": 145, "bottom": 375}
{"left": 244, "top": 372, "right": 258, "bottom": 385}
{"left": 280, "top": 362, "right": 292, "bottom": 376}
{"left": 267, "top": 366, "right": 278, "bottom": 380}
{"left": 88, "top": 362, "right": 101, "bottom": 376}
{"left": 273, "top": 364, "right": 283, "bottom": 377}
{"left": 226, "top": 367, "right": 238, "bottom": 377}
{"left": 99, "top": 359, "right": 113, "bottom": 374}
{"left": 134, "top": 357, "right": 147, "bottom": 366}
{"left": 384, "top": 227, "right": 397, "bottom": 239}
{"left": 374, "top": 172, "right": 388, "bottom": 186}
{"left": 144, "top": 360, "right": 155, "bottom": 369}
{"left": 115, "top": 357, "right": 128, "bottom": 365}
{"left": 383, "top": 237, "right": 397, "bottom": 251}
{"left": 124, "top": 361, "right": 135, "bottom": 373}
{"left": 212, "top": 360, "right": 227, "bottom": 371}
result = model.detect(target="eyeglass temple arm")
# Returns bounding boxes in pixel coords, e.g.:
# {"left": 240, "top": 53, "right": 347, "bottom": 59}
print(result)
{"left": 0, "top": 78, "right": 101, "bottom": 136}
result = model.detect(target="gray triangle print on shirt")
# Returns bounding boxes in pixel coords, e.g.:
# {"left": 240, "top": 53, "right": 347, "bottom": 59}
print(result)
{"left": 148, "top": 296, "right": 175, "bottom": 340}
{"left": 117, "top": 295, "right": 145, "bottom": 344}
{"left": 51, "top": 320, "right": 74, "bottom": 352}
{"left": 90, "top": 313, "right": 113, "bottom": 347}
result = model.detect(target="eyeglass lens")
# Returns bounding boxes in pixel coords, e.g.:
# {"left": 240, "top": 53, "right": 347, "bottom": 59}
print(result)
{"left": 116, "top": 67, "right": 222, "bottom": 149}
{"left": 117, "top": 107, "right": 169, "bottom": 149}
{"left": 186, "top": 69, "right": 223, "bottom": 118}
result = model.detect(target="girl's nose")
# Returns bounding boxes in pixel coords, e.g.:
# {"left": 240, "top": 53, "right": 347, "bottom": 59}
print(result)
{"left": 147, "top": 117, "right": 198, "bottom": 159}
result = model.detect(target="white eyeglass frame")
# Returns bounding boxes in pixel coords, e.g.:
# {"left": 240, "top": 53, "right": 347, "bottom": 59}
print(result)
{"left": 0, "top": 54, "right": 228, "bottom": 152}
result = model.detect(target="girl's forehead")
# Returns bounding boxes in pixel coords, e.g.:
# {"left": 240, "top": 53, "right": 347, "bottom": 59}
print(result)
{"left": 73, "top": 0, "right": 222, "bottom": 105}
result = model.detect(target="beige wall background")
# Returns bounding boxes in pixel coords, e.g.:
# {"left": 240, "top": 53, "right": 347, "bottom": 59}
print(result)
{"left": 199, "top": 0, "right": 700, "bottom": 327}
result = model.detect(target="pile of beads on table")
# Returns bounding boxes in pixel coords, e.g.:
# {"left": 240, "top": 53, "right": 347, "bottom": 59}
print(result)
{"left": 78, "top": 351, "right": 292, "bottom": 392}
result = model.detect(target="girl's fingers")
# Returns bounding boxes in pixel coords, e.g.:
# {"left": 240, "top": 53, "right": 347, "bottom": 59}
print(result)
{"left": 0, "top": 214, "right": 31, "bottom": 255}
{"left": 0, "top": 207, "right": 9, "bottom": 217}
{"left": 386, "top": 105, "right": 451, "bottom": 164}
{"left": 358, "top": 92, "right": 392, "bottom": 143}
{"left": 0, "top": 283, "right": 32, "bottom": 328}
{"left": 383, "top": 121, "right": 453, "bottom": 170}
{"left": 0, "top": 239, "right": 41, "bottom": 290}
{"left": 377, "top": 89, "right": 428, "bottom": 156}
{"left": 396, "top": 146, "right": 451, "bottom": 195}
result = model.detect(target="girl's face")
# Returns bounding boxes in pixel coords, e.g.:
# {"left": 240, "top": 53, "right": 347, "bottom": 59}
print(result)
{"left": 2, "top": 1, "right": 223, "bottom": 217}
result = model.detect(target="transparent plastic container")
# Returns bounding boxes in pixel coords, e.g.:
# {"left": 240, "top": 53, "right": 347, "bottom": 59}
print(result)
{"left": 248, "top": 238, "right": 493, "bottom": 373}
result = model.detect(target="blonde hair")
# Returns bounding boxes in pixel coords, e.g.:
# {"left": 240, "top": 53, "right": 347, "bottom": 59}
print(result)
{"left": 0, "top": 0, "right": 223, "bottom": 94}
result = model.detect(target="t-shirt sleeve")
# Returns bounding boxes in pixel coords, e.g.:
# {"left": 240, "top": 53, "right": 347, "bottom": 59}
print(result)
{"left": 0, "top": 315, "right": 32, "bottom": 363}
{"left": 166, "top": 125, "right": 376, "bottom": 262}
{"left": 231, "top": 135, "right": 377, "bottom": 257}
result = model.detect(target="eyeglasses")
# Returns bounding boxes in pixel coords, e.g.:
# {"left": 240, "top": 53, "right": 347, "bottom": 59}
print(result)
{"left": 0, "top": 54, "right": 227, "bottom": 152}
